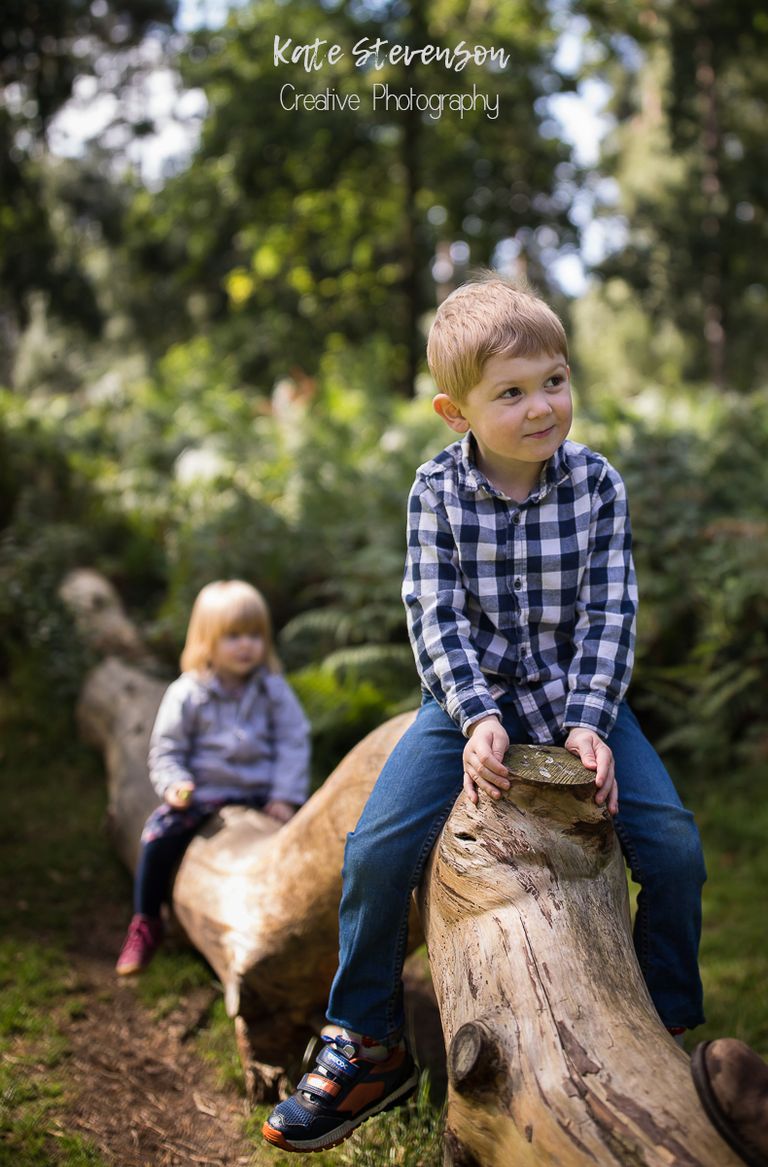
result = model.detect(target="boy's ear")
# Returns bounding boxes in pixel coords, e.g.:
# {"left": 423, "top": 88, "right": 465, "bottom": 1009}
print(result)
{"left": 433, "top": 393, "right": 470, "bottom": 434}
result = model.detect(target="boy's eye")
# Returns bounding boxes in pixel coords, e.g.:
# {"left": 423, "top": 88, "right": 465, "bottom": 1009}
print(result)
{"left": 499, "top": 387, "right": 522, "bottom": 399}
{"left": 546, "top": 375, "right": 565, "bottom": 388}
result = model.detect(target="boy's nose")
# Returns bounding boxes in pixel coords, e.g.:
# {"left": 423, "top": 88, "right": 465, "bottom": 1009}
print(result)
{"left": 527, "top": 393, "right": 552, "bottom": 417}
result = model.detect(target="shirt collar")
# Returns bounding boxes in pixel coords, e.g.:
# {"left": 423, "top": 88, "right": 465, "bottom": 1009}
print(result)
{"left": 457, "top": 432, "right": 571, "bottom": 504}
{"left": 202, "top": 669, "right": 263, "bottom": 700}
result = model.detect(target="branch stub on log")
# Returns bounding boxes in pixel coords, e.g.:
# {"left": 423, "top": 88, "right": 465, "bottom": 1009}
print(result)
{"left": 448, "top": 1020, "right": 504, "bottom": 1096}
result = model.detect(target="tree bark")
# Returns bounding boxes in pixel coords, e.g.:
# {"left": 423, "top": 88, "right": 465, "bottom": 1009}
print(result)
{"left": 419, "top": 744, "right": 741, "bottom": 1167}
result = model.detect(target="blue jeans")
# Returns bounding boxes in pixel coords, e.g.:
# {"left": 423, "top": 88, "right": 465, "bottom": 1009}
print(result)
{"left": 327, "top": 694, "right": 706, "bottom": 1042}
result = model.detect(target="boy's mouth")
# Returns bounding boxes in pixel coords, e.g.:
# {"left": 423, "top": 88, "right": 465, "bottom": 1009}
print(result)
{"left": 525, "top": 425, "right": 556, "bottom": 439}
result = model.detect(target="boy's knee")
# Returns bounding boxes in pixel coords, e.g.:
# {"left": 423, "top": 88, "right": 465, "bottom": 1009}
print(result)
{"left": 652, "top": 813, "right": 706, "bottom": 886}
{"left": 622, "top": 808, "right": 706, "bottom": 888}
{"left": 341, "top": 828, "right": 377, "bottom": 887}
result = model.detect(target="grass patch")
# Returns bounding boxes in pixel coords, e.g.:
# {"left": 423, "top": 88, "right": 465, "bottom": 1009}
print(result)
{"left": 196, "top": 994, "right": 251, "bottom": 1094}
{"left": 687, "top": 762, "right": 768, "bottom": 1053}
{"left": 133, "top": 947, "right": 215, "bottom": 1014}
{"left": 0, "top": 691, "right": 123, "bottom": 1166}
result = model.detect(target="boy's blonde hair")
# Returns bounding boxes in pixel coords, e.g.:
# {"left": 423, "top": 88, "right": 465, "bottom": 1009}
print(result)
{"left": 427, "top": 271, "right": 568, "bottom": 402}
{"left": 180, "top": 580, "right": 281, "bottom": 675}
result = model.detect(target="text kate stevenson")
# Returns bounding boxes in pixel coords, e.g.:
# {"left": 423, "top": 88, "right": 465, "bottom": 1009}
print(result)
{"left": 273, "top": 36, "right": 510, "bottom": 73}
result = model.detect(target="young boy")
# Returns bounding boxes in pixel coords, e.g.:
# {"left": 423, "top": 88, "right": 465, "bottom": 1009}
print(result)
{"left": 263, "top": 275, "right": 706, "bottom": 1154}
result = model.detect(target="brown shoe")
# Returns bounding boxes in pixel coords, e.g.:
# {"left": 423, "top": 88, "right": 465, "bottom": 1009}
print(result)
{"left": 691, "top": 1039, "right": 768, "bottom": 1167}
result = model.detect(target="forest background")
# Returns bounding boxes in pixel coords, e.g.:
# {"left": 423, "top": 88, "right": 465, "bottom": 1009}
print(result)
{"left": 1, "top": 0, "right": 767, "bottom": 1163}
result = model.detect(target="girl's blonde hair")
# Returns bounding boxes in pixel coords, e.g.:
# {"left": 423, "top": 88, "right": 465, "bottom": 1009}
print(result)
{"left": 180, "top": 580, "right": 281, "bottom": 675}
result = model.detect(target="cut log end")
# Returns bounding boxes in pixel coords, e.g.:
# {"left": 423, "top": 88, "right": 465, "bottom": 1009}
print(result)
{"left": 504, "top": 743, "right": 595, "bottom": 788}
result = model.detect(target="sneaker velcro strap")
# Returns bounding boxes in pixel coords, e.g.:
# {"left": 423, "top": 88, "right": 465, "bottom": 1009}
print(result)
{"left": 298, "top": 1073, "right": 341, "bottom": 1099}
{"left": 317, "top": 1045, "right": 360, "bottom": 1079}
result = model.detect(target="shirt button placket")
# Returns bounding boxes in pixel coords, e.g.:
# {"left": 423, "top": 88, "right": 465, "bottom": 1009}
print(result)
{"left": 512, "top": 509, "right": 528, "bottom": 653}
{"left": 506, "top": 512, "right": 517, "bottom": 598}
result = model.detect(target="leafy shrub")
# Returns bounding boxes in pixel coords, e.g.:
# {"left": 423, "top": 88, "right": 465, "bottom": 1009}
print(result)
{"left": 0, "top": 393, "right": 164, "bottom": 711}
{"left": 4, "top": 340, "right": 767, "bottom": 777}
{"left": 581, "top": 386, "right": 768, "bottom": 770}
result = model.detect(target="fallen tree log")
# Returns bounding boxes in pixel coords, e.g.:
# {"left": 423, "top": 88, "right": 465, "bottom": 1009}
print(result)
{"left": 75, "top": 653, "right": 420, "bottom": 1101}
{"left": 419, "top": 745, "right": 742, "bottom": 1167}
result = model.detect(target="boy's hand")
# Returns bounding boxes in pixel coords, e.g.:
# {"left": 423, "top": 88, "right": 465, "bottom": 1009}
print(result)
{"left": 264, "top": 799, "right": 297, "bottom": 824}
{"left": 564, "top": 728, "right": 618, "bottom": 815}
{"left": 165, "top": 780, "right": 195, "bottom": 809}
{"left": 463, "top": 716, "right": 510, "bottom": 805}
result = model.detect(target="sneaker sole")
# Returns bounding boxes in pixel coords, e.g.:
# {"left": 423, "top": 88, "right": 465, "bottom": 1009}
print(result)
{"left": 261, "top": 1068, "right": 420, "bottom": 1153}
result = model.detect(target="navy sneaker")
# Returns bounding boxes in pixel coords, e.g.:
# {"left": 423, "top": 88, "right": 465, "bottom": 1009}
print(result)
{"left": 262, "top": 1035, "right": 419, "bottom": 1153}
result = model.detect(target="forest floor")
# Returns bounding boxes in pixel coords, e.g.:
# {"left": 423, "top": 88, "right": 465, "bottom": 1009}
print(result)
{"left": 50, "top": 914, "right": 253, "bottom": 1167}
{"left": 0, "top": 690, "right": 445, "bottom": 1167}
{"left": 33, "top": 910, "right": 443, "bottom": 1167}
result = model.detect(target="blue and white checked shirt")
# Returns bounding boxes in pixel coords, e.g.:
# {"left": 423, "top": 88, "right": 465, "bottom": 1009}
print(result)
{"left": 402, "top": 434, "right": 637, "bottom": 743}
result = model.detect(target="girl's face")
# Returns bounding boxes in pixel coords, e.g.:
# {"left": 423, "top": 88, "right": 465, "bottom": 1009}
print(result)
{"left": 211, "top": 629, "right": 264, "bottom": 683}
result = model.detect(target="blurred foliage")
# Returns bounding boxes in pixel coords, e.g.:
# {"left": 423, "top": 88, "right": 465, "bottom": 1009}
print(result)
{"left": 116, "top": 0, "right": 576, "bottom": 390}
{"left": 0, "top": 391, "right": 165, "bottom": 704}
{"left": 0, "top": 0, "right": 177, "bottom": 357}
{"left": 577, "top": 385, "right": 768, "bottom": 770}
{"left": 571, "top": 0, "right": 768, "bottom": 390}
{"left": 0, "top": 0, "right": 766, "bottom": 780}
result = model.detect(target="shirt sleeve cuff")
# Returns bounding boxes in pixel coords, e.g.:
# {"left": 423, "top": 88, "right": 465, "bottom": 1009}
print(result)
{"left": 446, "top": 687, "right": 502, "bottom": 737}
{"left": 563, "top": 692, "right": 619, "bottom": 740}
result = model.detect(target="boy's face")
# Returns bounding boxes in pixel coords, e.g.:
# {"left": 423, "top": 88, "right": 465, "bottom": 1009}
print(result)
{"left": 433, "top": 350, "right": 572, "bottom": 497}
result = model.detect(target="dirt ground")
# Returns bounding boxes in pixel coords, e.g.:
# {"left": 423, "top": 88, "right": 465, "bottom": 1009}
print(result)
{"left": 53, "top": 912, "right": 445, "bottom": 1167}
{"left": 59, "top": 914, "right": 254, "bottom": 1167}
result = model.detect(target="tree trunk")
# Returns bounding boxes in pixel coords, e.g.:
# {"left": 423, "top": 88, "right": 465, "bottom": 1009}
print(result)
{"left": 419, "top": 744, "right": 741, "bottom": 1167}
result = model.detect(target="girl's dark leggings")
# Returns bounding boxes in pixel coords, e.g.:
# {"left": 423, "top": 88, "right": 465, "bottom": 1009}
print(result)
{"left": 134, "top": 830, "right": 196, "bottom": 917}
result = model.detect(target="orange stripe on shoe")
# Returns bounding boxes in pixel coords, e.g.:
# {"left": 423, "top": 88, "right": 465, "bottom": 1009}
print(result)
{"left": 305, "top": 1074, "right": 341, "bottom": 1096}
{"left": 339, "top": 1081, "right": 385, "bottom": 1114}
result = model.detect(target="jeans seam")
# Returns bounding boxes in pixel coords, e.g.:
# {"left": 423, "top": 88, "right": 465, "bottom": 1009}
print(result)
{"left": 612, "top": 819, "right": 652, "bottom": 977}
{"left": 384, "top": 786, "right": 462, "bottom": 1040}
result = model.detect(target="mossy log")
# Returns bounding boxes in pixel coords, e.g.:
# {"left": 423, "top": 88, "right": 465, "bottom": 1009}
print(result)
{"left": 419, "top": 744, "right": 742, "bottom": 1167}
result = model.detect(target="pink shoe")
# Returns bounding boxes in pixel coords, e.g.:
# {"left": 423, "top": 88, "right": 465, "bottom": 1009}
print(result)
{"left": 116, "top": 913, "right": 163, "bottom": 975}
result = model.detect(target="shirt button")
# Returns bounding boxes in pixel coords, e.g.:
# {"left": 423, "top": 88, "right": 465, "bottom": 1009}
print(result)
{"left": 512, "top": 512, "right": 521, "bottom": 525}
{"left": 514, "top": 577, "right": 523, "bottom": 590}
